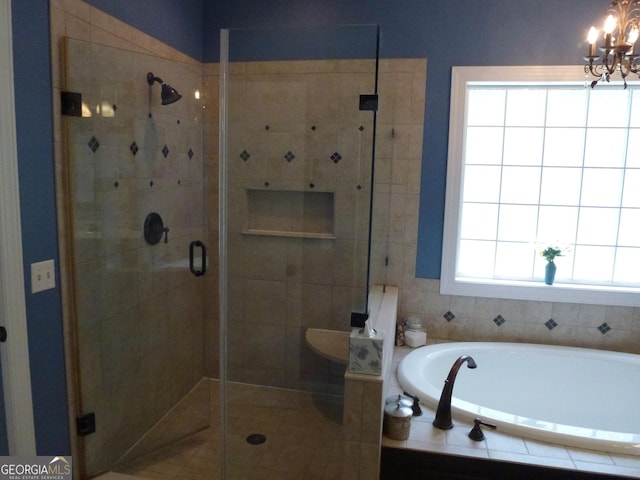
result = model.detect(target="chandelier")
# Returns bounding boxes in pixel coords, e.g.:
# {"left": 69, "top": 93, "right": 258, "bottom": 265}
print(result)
{"left": 584, "top": 0, "right": 640, "bottom": 87}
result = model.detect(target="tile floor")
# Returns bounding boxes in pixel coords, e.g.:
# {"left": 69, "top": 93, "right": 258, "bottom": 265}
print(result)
{"left": 110, "top": 383, "right": 345, "bottom": 480}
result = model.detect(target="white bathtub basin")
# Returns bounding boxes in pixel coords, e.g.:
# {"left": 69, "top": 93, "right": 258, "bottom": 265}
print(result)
{"left": 398, "top": 342, "right": 640, "bottom": 456}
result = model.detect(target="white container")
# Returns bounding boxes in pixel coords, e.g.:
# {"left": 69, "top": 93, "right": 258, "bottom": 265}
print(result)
{"left": 404, "top": 317, "right": 426, "bottom": 347}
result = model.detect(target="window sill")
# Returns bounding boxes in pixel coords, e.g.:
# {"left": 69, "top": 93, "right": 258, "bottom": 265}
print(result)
{"left": 440, "top": 277, "right": 640, "bottom": 307}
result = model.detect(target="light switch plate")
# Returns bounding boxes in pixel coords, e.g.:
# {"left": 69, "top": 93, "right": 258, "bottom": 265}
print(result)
{"left": 31, "top": 259, "right": 55, "bottom": 293}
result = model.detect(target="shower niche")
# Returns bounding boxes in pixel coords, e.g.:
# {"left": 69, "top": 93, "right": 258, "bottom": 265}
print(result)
{"left": 244, "top": 189, "right": 335, "bottom": 239}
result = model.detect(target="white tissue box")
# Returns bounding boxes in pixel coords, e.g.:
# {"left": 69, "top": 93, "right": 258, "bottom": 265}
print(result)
{"left": 348, "top": 328, "right": 384, "bottom": 375}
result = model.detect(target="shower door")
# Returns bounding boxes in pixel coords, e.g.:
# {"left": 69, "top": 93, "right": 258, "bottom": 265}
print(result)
{"left": 62, "top": 38, "right": 210, "bottom": 477}
{"left": 220, "top": 25, "right": 380, "bottom": 478}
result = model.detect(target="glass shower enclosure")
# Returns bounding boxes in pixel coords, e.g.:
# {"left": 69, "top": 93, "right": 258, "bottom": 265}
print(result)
{"left": 60, "top": 22, "right": 379, "bottom": 479}
{"left": 219, "top": 25, "right": 380, "bottom": 478}
{"left": 62, "top": 38, "right": 210, "bottom": 477}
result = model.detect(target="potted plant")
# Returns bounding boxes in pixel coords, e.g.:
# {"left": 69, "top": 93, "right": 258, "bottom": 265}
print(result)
{"left": 539, "top": 246, "right": 564, "bottom": 285}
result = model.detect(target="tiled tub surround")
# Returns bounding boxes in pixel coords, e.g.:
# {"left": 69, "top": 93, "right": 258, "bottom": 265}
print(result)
{"left": 398, "top": 281, "right": 640, "bottom": 356}
{"left": 384, "top": 345, "right": 640, "bottom": 479}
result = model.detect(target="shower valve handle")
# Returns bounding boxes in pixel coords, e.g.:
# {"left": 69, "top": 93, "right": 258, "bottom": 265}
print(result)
{"left": 163, "top": 227, "right": 169, "bottom": 244}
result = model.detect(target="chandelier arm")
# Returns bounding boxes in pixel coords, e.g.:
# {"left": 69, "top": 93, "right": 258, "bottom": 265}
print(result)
{"left": 603, "top": 53, "right": 620, "bottom": 74}
{"left": 588, "top": 63, "right": 603, "bottom": 77}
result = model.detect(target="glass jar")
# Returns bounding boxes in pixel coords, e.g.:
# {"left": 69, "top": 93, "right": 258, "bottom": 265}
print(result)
{"left": 404, "top": 317, "right": 426, "bottom": 347}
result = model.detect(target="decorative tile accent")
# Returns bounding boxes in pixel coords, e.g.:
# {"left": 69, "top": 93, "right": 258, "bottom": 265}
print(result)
{"left": 149, "top": 180, "right": 154, "bottom": 187}
{"left": 493, "top": 314, "right": 506, "bottom": 326}
{"left": 88, "top": 136, "right": 100, "bottom": 153}
{"left": 356, "top": 184, "right": 362, "bottom": 190}
{"left": 264, "top": 182, "right": 270, "bottom": 187}
{"left": 311, "top": 125, "right": 316, "bottom": 131}
{"left": 265, "top": 125, "right": 270, "bottom": 130}
{"left": 309, "top": 182, "right": 315, "bottom": 189}
{"left": 545, "top": 318, "right": 558, "bottom": 330}
{"left": 240, "top": 150, "right": 250, "bottom": 161}
{"left": 330, "top": 152, "right": 342, "bottom": 164}
{"left": 162, "top": 145, "right": 169, "bottom": 158}
{"left": 129, "top": 142, "right": 139, "bottom": 156}
{"left": 443, "top": 311, "right": 455, "bottom": 322}
{"left": 359, "top": 125, "right": 365, "bottom": 132}
{"left": 598, "top": 322, "right": 611, "bottom": 334}
{"left": 112, "top": 104, "right": 117, "bottom": 112}
{"left": 188, "top": 148, "right": 194, "bottom": 159}
{"left": 284, "top": 151, "right": 296, "bottom": 163}
{"left": 114, "top": 181, "right": 119, "bottom": 189}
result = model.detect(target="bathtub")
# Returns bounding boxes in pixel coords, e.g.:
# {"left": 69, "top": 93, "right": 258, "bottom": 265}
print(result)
{"left": 398, "top": 342, "right": 640, "bottom": 456}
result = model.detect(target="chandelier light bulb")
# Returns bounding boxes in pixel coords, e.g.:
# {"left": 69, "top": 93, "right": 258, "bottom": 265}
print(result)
{"left": 588, "top": 26, "right": 599, "bottom": 56}
{"left": 604, "top": 14, "right": 616, "bottom": 34}
{"left": 627, "top": 25, "right": 639, "bottom": 45}
{"left": 604, "top": 14, "right": 616, "bottom": 48}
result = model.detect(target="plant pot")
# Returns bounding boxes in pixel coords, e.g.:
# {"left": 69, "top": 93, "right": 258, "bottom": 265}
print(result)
{"left": 545, "top": 261, "right": 556, "bottom": 285}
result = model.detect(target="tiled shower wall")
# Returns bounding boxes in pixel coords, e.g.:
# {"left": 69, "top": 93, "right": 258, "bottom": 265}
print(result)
{"left": 221, "top": 59, "right": 377, "bottom": 394}
{"left": 51, "top": 2, "right": 209, "bottom": 476}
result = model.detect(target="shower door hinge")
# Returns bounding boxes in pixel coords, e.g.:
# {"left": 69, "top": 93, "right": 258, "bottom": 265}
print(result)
{"left": 61, "top": 91, "right": 83, "bottom": 117}
{"left": 76, "top": 412, "right": 96, "bottom": 436}
{"left": 350, "top": 311, "right": 369, "bottom": 328}
{"left": 359, "top": 94, "right": 378, "bottom": 111}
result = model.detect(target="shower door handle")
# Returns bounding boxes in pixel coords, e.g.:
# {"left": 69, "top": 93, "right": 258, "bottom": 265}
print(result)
{"left": 189, "top": 240, "right": 207, "bottom": 277}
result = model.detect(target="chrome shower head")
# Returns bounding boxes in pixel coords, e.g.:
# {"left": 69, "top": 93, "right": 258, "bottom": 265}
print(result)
{"left": 147, "top": 72, "right": 182, "bottom": 105}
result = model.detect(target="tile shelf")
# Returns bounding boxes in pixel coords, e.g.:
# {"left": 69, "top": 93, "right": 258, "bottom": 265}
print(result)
{"left": 242, "top": 229, "right": 336, "bottom": 240}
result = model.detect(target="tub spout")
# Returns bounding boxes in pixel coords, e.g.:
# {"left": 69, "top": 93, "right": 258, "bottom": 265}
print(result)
{"left": 432, "top": 355, "right": 477, "bottom": 430}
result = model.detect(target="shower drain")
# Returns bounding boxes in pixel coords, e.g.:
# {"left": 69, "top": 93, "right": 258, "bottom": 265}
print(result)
{"left": 246, "top": 433, "right": 267, "bottom": 445}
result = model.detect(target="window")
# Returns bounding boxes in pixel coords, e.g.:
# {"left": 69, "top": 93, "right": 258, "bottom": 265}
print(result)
{"left": 441, "top": 66, "right": 640, "bottom": 307}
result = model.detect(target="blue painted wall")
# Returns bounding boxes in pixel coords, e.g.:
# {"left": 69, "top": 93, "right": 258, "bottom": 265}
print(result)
{"left": 11, "top": 0, "right": 70, "bottom": 454}
{"left": 84, "top": 0, "right": 204, "bottom": 60}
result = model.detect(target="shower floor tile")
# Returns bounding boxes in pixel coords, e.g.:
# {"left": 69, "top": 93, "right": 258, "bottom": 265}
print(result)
{"left": 115, "top": 384, "right": 344, "bottom": 480}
